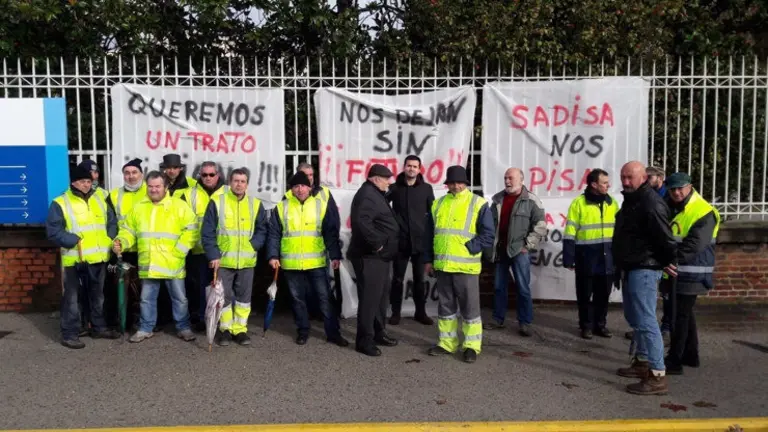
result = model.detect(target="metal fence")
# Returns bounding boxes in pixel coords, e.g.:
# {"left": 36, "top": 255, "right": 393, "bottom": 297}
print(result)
{"left": 1, "top": 56, "right": 767, "bottom": 219}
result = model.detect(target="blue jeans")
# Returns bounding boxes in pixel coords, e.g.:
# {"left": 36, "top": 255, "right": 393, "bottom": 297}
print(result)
{"left": 61, "top": 264, "right": 107, "bottom": 340}
{"left": 139, "top": 278, "right": 191, "bottom": 333}
{"left": 284, "top": 267, "right": 341, "bottom": 339}
{"left": 623, "top": 269, "right": 665, "bottom": 371}
{"left": 493, "top": 251, "right": 533, "bottom": 325}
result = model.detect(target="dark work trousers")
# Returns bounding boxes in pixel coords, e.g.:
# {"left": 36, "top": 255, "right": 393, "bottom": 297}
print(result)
{"left": 61, "top": 263, "right": 107, "bottom": 341}
{"left": 667, "top": 294, "right": 699, "bottom": 366}
{"left": 660, "top": 294, "right": 673, "bottom": 332}
{"left": 121, "top": 252, "right": 141, "bottom": 331}
{"left": 390, "top": 251, "right": 427, "bottom": 317}
{"left": 103, "top": 252, "right": 139, "bottom": 329}
{"left": 185, "top": 253, "right": 213, "bottom": 323}
{"left": 575, "top": 273, "right": 611, "bottom": 331}
{"left": 352, "top": 257, "right": 391, "bottom": 349}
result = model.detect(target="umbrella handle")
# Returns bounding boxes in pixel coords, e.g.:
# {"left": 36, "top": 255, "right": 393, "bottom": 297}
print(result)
{"left": 77, "top": 241, "right": 84, "bottom": 261}
{"left": 213, "top": 268, "right": 218, "bottom": 284}
{"left": 272, "top": 266, "right": 279, "bottom": 282}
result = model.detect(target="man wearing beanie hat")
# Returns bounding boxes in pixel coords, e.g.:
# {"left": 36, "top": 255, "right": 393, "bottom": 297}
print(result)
{"left": 267, "top": 170, "right": 348, "bottom": 348}
{"left": 348, "top": 164, "right": 400, "bottom": 356}
{"left": 46, "top": 164, "right": 120, "bottom": 349}
{"left": 423, "top": 165, "right": 495, "bottom": 363}
{"left": 78, "top": 159, "right": 109, "bottom": 202}
{"left": 105, "top": 157, "right": 146, "bottom": 330}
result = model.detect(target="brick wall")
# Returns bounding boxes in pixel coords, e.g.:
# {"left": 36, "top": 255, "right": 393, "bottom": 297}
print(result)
{"left": 0, "top": 229, "right": 61, "bottom": 312}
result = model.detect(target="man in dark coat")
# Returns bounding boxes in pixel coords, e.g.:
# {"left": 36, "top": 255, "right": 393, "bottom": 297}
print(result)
{"left": 613, "top": 161, "right": 677, "bottom": 396}
{"left": 348, "top": 164, "right": 400, "bottom": 357}
{"left": 387, "top": 155, "right": 435, "bottom": 325}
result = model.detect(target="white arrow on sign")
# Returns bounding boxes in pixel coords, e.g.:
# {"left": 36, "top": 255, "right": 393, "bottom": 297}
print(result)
{"left": 20, "top": 186, "right": 27, "bottom": 193}
{"left": 19, "top": 173, "right": 26, "bottom": 181}
{"left": 22, "top": 212, "right": 29, "bottom": 219}
{"left": 21, "top": 199, "right": 28, "bottom": 206}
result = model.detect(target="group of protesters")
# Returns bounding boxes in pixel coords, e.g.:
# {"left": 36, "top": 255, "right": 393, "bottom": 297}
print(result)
{"left": 47, "top": 151, "right": 719, "bottom": 396}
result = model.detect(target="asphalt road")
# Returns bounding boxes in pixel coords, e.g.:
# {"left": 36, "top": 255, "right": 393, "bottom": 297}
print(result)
{"left": 0, "top": 308, "right": 766, "bottom": 429}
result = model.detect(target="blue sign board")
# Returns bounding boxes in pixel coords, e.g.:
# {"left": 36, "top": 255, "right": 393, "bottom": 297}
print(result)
{"left": 0, "top": 98, "right": 69, "bottom": 224}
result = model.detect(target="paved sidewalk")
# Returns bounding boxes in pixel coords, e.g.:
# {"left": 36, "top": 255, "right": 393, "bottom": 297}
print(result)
{"left": 0, "top": 307, "right": 766, "bottom": 430}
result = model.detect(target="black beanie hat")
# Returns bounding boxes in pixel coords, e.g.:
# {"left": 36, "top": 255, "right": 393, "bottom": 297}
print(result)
{"left": 289, "top": 171, "right": 311, "bottom": 188}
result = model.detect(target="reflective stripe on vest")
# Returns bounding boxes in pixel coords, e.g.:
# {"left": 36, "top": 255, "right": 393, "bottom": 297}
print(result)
{"left": 277, "top": 195, "right": 328, "bottom": 271}
{"left": 666, "top": 191, "right": 720, "bottom": 287}
{"left": 56, "top": 191, "right": 111, "bottom": 267}
{"left": 186, "top": 185, "right": 227, "bottom": 254}
{"left": 214, "top": 192, "right": 261, "bottom": 270}
{"left": 563, "top": 194, "right": 619, "bottom": 245}
{"left": 432, "top": 190, "right": 484, "bottom": 274}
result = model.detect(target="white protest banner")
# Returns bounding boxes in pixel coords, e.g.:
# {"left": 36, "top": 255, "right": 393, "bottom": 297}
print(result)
{"left": 512, "top": 196, "right": 622, "bottom": 303}
{"left": 329, "top": 188, "right": 450, "bottom": 318}
{"left": 313, "top": 86, "right": 476, "bottom": 189}
{"left": 481, "top": 78, "right": 649, "bottom": 198}
{"left": 110, "top": 84, "right": 286, "bottom": 208}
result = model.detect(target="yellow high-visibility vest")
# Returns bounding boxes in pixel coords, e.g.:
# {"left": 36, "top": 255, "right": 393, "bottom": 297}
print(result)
{"left": 432, "top": 189, "right": 485, "bottom": 275}
{"left": 276, "top": 194, "right": 328, "bottom": 270}
{"left": 110, "top": 183, "right": 147, "bottom": 253}
{"left": 667, "top": 190, "right": 721, "bottom": 288}
{"left": 53, "top": 189, "right": 112, "bottom": 267}
{"left": 183, "top": 184, "right": 228, "bottom": 255}
{"left": 213, "top": 190, "right": 262, "bottom": 270}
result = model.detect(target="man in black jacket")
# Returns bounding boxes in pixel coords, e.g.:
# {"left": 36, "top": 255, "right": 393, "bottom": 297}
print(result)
{"left": 661, "top": 172, "right": 720, "bottom": 375}
{"left": 387, "top": 155, "right": 435, "bottom": 326}
{"left": 348, "top": 164, "right": 400, "bottom": 357}
{"left": 613, "top": 161, "right": 677, "bottom": 396}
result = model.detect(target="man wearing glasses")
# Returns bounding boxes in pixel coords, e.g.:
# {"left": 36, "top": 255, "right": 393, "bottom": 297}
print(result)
{"left": 181, "top": 161, "right": 228, "bottom": 331}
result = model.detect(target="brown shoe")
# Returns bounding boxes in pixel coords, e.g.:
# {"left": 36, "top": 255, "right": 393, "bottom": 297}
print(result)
{"left": 626, "top": 371, "right": 669, "bottom": 395}
{"left": 617, "top": 358, "right": 649, "bottom": 378}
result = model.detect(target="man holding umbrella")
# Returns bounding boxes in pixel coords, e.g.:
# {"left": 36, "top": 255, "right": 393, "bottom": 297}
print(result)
{"left": 112, "top": 171, "right": 198, "bottom": 344}
{"left": 46, "top": 164, "right": 120, "bottom": 349}
{"left": 267, "top": 171, "right": 348, "bottom": 348}
{"left": 424, "top": 166, "right": 495, "bottom": 363}
{"left": 202, "top": 168, "right": 268, "bottom": 346}
{"left": 160, "top": 153, "right": 197, "bottom": 198}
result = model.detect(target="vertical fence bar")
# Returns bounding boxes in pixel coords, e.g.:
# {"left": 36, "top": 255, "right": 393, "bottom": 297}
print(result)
{"left": 663, "top": 57, "right": 669, "bottom": 172}
{"left": 763, "top": 58, "right": 768, "bottom": 217}
{"left": 749, "top": 56, "right": 758, "bottom": 213}
{"left": 675, "top": 57, "right": 682, "bottom": 171}
{"left": 687, "top": 56, "right": 694, "bottom": 174}
{"left": 724, "top": 57, "right": 733, "bottom": 215}
{"left": 712, "top": 57, "right": 720, "bottom": 205}
{"left": 74, "top": 57, "right": 83, "bottom": 163}
{"left": 737, "top": 56, "right": 746, "bottom": 212}
{"left": 699, "top": 57, "right": 707, "bottom": 194}
{"left": 103, "top": 56, "right": 111, "bottom": 188}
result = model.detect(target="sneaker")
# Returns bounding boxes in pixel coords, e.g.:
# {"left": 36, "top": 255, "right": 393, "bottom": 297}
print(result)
{"left": 463, "top": 348, "right": 477, "bottom": 363}
{"left": 90, "top": 329, "right": 121, "bottom": 340}
{"left": 233, "top": 332, "right": 251, "bottom": 346}
{"left": 581, "top": 329, "right": 593, "bottom": 339}
{"left": 61, "top": 339, "right": 85, "bottom": 349}
{"left": 218, "top": 330, "right": 232, "bottom": 346}
{"left": 617, "top": 358, "right": 650, "bottom": 378}
{"left": 626, "top": 370, "right": 669, "bottom": 395}
{"left": 129, "top": 331, "right": 153, "bottom": 343}
{"left": 177, "top": 329, "right": 196, "bottom": 342}
{"left": 428, "top": 345, "right": 452, "bottom": 356}
{"left": 518, "top": 324, "right": 533, "bottom": 337}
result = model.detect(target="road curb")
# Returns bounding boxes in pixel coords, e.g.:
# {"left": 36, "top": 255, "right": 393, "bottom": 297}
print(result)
{"left": 10, "top": 418, "right": 768, "bottom": 432}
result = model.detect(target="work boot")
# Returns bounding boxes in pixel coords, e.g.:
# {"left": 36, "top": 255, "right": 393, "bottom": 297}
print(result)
{"left": 625, "top": 330, "right": 634, "bottom": 340}
{"left": 414, "top": 313, "right": 434, "bottom": 326}
{"left": 355, "top": 345, "right": 381, "bottom": 357}
{"left": 218, "top": 330, "right": 232, "bottom": 346}
{"left": 90, "top": 329, "right": 121, "bottom": 339}
{"left": 296, "top": 334, "right": 308, "bottom": 345}
{"left": 233, "top": 332, "right": 251, "bottom": 346}
{"left": 581, "top": 329, "right": 593, "bottom": 339}
{"left": 463, "top": 348, "right": 477, "bottom": 363}
{"left": 327, "top": 335, "right": 350, "bottom": 347}
{"left": 129, "top": 331, "right": 153, "bottom": 343}
{"left": 594, "top": 327, "right": 613, "bottom": 338}
{"left": 177, "top": 329, "right": 196, "bottom": 342}
{"left": 388, "top": 313, "right": 401, "bottom": 326}
{"left": 61, "top": 339, "right": 86, "bottom": 349}
{"left": 626, "top": 370, "right": 669, "bottom": 395}
{"left": 374, "top": 333, "right": 398, "bottom": 347}
{"left": 617, "top": 358, "right": 650, "bottom": 378}
{"left": 428, "top": 345, "right": 452, "bottom": 356}
{"left": 483, "top": 321, "right": 504, "bottom": 330}
{"left": 518, "top": 324, "right": 533, "bottom": 337}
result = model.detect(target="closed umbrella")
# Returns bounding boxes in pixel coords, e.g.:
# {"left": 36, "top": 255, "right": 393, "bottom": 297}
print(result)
{"left": 263, "top": 266, "right": 279, "bottom": 337}
{"left": 76, "top": 241, "right": 91, "bottom": 332}
{"left": 115, "top": 253, "right": 131, "bottom": 334}
{"left": 205, "top": 268, "right": 225, "bottom": 352}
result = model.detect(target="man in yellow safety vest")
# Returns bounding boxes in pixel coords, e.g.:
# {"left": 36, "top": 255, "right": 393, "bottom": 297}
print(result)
{"left": 201, "top": 168, "right": 268, "bottom": 346}
{"left": 182, "top": 161, "right": 228, "bottom": 331}
{"left": 268, "top": 171, "right": 349, "bottom": 348}
{"left": 563, "top": 168, "right": 620, "bottom": 339}
{"left": 46, "top": 165, "right": 120, "bottom": 349}
{"left": 112, "top": 170, "right": 198, "bottom": 344}
{"left": 424, "top": 166, "right": 495, "bottom": 363}
{"left": 661, "top": 172, "right": 720, "bottom": 376}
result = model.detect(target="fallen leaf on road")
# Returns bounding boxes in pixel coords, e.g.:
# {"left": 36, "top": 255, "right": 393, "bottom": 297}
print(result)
{"left": 405, "top": 358, "right": 421, "bottom": 364}
{"left": 561, "top": 382, "right": 579, "bottom": 389}
{"left": 512, "top": 351, "right": 533, "bottom": 358}
{"left": 661, "top": 402, "right": 687, "bottom": 412}
{"left": 728, "top": 425, "right": 743, "bottom": 432}
{"left": 693, "top": 400, "right": 717, "bottom": 408}
{"left": 436, "top": 399, "right": 447, "bottom": 405}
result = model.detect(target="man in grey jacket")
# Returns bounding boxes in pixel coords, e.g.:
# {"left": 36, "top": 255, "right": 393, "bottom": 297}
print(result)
{"left": 484, "top": 168, "right": 547, "bottom": 337}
